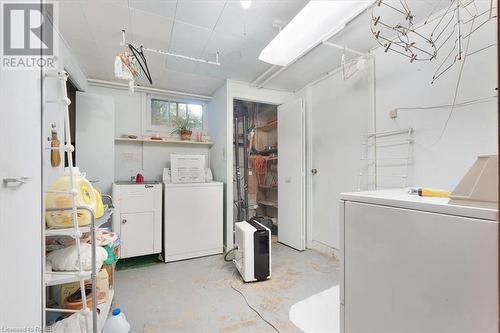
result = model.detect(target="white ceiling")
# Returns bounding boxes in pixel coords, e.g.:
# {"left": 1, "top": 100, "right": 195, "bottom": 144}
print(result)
{"left": 58, "top": 0, "right": 308, "bottom": 95}
{"left": 58, "top": 0, "right": 447, "bottom": 95}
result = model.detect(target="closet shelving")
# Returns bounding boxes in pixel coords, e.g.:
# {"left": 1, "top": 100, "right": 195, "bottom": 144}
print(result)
{"left": 256, "top": 121, "right": 277, "bottom": 131}
{"left": 43, "top": 70, "right": 115, "bottom": 332}
{"left": 233, "top": 101, "right": 278, "bottom": 228}
{"left": 253, "top": 106, "right": 278, "bottom": 227}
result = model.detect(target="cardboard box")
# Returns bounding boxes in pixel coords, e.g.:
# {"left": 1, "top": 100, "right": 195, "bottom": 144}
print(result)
{"left": 50, "top": 268, "right": 110, "bottom": 307}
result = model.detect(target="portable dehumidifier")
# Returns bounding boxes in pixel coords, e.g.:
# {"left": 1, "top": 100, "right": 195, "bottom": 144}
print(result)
{"left": 234, "top": 219, "right": 271, "bottom": 282}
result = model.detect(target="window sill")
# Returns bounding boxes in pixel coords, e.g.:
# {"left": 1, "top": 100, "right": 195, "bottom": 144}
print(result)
{"left": 115, "top": 137, "right": 213, "bottom": 146}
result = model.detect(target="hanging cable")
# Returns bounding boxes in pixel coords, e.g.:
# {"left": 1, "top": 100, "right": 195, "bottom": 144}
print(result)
{"left": 430, "top": 15, "right": 475, "bottom": 147}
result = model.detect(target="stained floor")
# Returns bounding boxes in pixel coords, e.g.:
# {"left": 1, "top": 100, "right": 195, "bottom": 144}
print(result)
{"left": 113, "top": 242, "right": 339, "bottom": 333}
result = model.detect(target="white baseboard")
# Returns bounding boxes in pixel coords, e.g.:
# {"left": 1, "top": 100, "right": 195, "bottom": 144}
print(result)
{"left": 310, "top": 240, "right": 340, "bottom": 261}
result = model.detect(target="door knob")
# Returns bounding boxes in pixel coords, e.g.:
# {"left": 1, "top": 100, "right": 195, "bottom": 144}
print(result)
{"left": 311, "top": 169, "right": 318, "bottom": 175}
{"left": 122, "top": 219, "right": 127, "bottom": 224}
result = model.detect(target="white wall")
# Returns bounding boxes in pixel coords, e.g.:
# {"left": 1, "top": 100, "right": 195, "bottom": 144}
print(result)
{"left": 374, "top": 2, "right": 498, "bottom": 190}
{"left": 207, "top": 83, "right": 229, "bottom": 247}
{"left": 86, "top": 86, "right": 212, "bottom": 183}
{"left": 76, "top": 92, "right": 115, "bottom": 194}
{"left": 305, "top": 2, "right": 497, "bottom": 251}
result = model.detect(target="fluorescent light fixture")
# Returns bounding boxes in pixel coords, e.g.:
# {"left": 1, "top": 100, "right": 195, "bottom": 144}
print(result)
{"left": 240, "top": 0, "right": 252, "bottom": 9}
{"left": 259, "top": 1, "right": 373, "bottom": 66}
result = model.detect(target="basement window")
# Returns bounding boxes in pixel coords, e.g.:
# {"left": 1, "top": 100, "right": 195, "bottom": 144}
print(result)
{"left": 145, "top": 96, "right": 205, "bottom": 136}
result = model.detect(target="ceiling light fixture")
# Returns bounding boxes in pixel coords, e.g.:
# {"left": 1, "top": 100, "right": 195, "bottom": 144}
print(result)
{"left": 259, "top": 0, "right": 374, "bottom": 66}
{"left": 240, "top": 0, "right": 252, "bottom": 9}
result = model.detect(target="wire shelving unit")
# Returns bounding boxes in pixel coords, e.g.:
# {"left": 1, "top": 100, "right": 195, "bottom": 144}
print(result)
{"left": 43, "top": 70, "right": 114, "bottom": 332}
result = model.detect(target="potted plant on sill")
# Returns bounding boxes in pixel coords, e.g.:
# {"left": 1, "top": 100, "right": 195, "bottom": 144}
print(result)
{"left": 171, "top": 117, "right": 196, "bottom": 141}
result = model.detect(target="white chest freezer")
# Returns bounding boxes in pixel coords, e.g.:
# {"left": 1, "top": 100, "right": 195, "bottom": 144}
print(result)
{"left": 163, "top": 182, "right": 223, "bottom": 262}
{"left": 340, "top": 189, "right": 498, "bottom": 333}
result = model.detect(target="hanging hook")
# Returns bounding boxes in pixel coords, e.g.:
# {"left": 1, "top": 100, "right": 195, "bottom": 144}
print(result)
{"left": 121, "top": 29, "right": 126, "bottom": 46}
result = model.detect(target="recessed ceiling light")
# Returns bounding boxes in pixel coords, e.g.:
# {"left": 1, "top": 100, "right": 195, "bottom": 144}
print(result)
{"left": 240, "top": 0, "right": 252, "bottom": 9}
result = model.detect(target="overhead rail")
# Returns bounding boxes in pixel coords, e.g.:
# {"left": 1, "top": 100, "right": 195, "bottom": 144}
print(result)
{"left": 120, "top": 30, "right": 220, "bottom": 67}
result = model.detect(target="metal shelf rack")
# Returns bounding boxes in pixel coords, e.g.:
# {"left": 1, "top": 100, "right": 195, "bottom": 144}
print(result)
{"left": 43, "top": 70, "right": 114, "bottom": 332}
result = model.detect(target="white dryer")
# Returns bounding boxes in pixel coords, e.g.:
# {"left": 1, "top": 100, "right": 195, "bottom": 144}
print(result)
{"left": 340, "top": 189, "right": 498, "bottom": 333}
{"left": 163, "top": 181, "right": 223, "bottom": 262}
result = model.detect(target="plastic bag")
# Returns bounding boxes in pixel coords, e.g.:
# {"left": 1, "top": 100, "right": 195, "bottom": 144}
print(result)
{"left": 114, "top": 51, "right": 138, "bottom": 93}
{"left": 47, "top": 312, "right": 92, "bottom": 333}
{"left": 47, "top": 244, "right": 108, "bottom": 271}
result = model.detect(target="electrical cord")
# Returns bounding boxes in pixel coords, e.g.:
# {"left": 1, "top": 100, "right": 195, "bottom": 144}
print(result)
{"left": 224, "top": 247, "right": 238, "bottom": 262}
{"left": 229, "top": 270, "right": 280, "bottom": 333}
{"left": 392, "top": 95, "right": 497, "bottom": 113}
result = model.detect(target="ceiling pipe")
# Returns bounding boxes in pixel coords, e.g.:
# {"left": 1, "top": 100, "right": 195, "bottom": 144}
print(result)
{"left": 256, "top": 41, "right": 369, "bottom": 89}
{"left": 87, "top": 79, "right": 213, "bottom": 100}
{"left": 253, "top": 5, "right": 375, "bottom": 89}
{"left": 321, "top": 41, "right": 370, "bottom": 57}
{"left": 250, "top": 65, "right": 279, "bottom": 87}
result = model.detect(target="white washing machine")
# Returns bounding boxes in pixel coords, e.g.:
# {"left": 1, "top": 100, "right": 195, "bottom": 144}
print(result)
{"left": 163, "top": 181, "right": 223, "bottom": 262}
{"left": 339, "top": 189, "right": 498, "bottom": 333}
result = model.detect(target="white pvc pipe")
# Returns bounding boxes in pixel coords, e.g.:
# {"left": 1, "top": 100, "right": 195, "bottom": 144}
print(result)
{"left": 87, "top": 79, "right": 213, "bottom": 101}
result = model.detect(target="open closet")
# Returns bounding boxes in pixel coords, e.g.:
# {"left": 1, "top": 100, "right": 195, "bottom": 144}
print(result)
{"left": 233, "top": 100, "right": 278, "bottom": 235}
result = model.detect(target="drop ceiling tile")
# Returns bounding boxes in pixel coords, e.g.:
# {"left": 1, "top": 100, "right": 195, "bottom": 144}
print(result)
{"left": 81, "top": 1, "right": 131, "bottom": 31}
{"left": 129, "top": 9, "right": 174, "bottom": 49}
{"left": 175, "top": 0, "right": 226, "bottom": 30}
{"left": 195, "top": 31, "right": 268, "bottom": 81}
{"left": 164, "top": 56, "right": 198, "bottom": 74}
{"left": 151, "top": 68, "right": 224, "bottom": 96}
{"left": 72, "top": 51, "right": 113, "bottom": 81}
{"left": 128, "top": 0, "right": 177, "bottom": 18}
{"left": 214, "top": 0, "right": 308, "bottom": 44}
{"left": 168, "top": 20, "right": 212, "bottom": 57}
{"left": 59, "top": 2, "right": 93, "bottom": 43}
{"left": 88, "top": 25, "right": 127, "bottom": 54}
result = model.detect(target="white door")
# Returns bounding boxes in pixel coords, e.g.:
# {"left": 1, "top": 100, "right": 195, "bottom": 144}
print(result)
{"left": 278, "top": 98, "right": 306, "bottom": 250}
{"left": 0, "top": 71, "right": 42, "bottom": 327}
{"left": 120, "top": 212, "right": 155, "bottom": 258}
{"left": 309, "top": 66, "right": 370, "bottom": 250}
{"left": 76, "top": 92, "right": 114, "bottom": 194}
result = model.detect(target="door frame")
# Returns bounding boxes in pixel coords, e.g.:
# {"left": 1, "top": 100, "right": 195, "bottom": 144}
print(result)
{"left": 224, "top": 85, "right": 295, "bottom": 251}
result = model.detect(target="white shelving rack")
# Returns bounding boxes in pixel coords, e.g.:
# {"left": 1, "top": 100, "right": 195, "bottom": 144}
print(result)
{"left": 358, "top": 128, "right": 414, "bottom": 190}
{"left": 43, "top": 70, "right": 114, "bottom": 332}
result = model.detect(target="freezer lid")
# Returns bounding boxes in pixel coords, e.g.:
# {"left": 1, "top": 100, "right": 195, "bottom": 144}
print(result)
{"left": 163, "top": 181, "right": 223, "bottom": 188}
{"left": 340, "top": 188, "right": 498, "bottom": 221}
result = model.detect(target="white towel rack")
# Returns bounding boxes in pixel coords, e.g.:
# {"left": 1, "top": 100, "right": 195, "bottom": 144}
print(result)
{"left": 358, "top": 128, "right": 414, "bottom": 190}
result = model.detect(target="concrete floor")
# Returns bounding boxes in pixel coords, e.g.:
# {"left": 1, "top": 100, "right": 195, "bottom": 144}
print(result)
{"left": 113, "top": 242, "right": 339, "bottom": 333}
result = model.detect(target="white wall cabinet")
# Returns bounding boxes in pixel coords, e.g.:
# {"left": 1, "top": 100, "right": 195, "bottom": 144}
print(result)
{"left": 112, "top": 183, "right": 162, "bottom": 259}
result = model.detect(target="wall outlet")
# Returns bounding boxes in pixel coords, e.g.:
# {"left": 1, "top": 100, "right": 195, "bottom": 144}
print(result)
{"left": 389, "top": 110, "right": 398, "bottom": 119}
